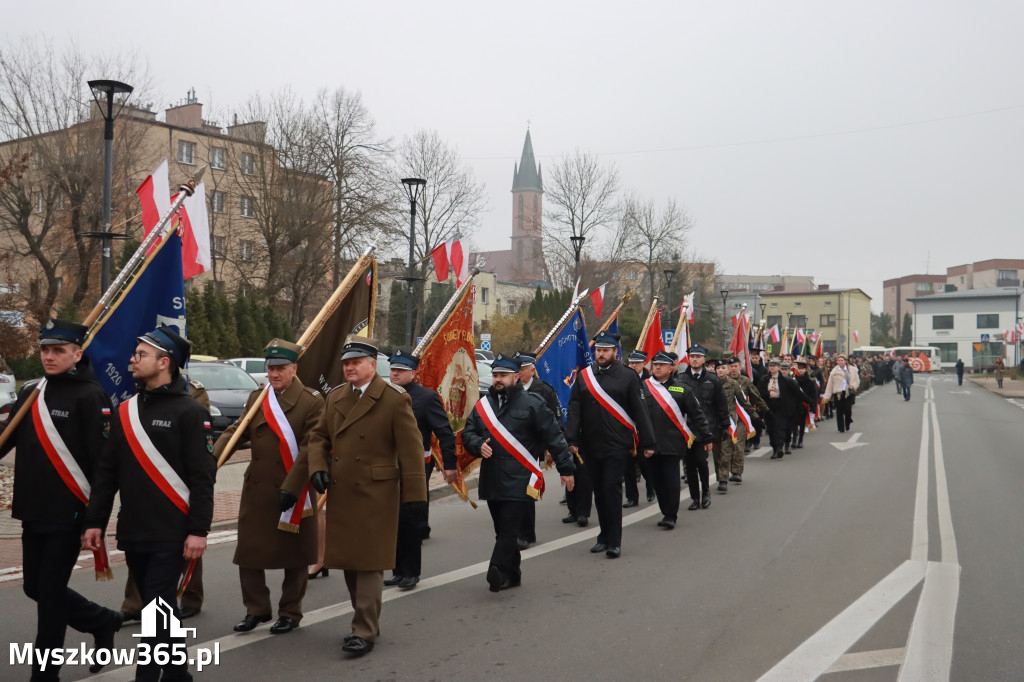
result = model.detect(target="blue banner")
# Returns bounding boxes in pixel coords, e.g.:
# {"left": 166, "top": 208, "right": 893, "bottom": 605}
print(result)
{"left": 536, "top": 309, "right": 592, "bottom": 422}
{"left": 86, "top": 234, "right": 186, "bottom": 405}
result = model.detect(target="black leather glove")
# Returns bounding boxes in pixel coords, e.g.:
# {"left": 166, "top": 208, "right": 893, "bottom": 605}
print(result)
{"left": 278, "top": 490, "right": 298, "bottom": 512}
{"left": 311, "top": 471, "right": 330, "bottom": 494}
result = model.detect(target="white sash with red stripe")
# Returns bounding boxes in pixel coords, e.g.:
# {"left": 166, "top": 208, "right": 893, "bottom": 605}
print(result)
{"left": 735, "top": 398, "right": 756, "bottom": 440}
{"left": 644, "top": 377, "right": 695, "bottom": 447}
{"left": 120, "top": 396, "right": 189, "bottom": 515}
{"left": 580, "top": 366, "right": 639, "bottom": 450}
{"left": 474, "top": 397, "right": 545, "bottom": 499}
{"left": 262, "top": 386, "right": 313, "bottom": 532}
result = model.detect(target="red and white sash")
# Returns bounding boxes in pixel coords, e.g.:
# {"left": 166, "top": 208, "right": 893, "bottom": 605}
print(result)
{"left": 474, "top": 397, "right": 545, "bottom": 499}
{"left": 580, "top": 366, "right": 639, "bottom": 450}
{"left": 31, "top": 379, "right": 113, "bottom": 580}
{"left": 735, "top": 398, "right": 756, "bottom": 440}
{"left": 727, "top": 416, "right": 738, "bottom": 443}
{"left": 644, "top": 377, "right": 695, "bottom": 447}
{"left": 120, "top": 396, "right": 190, "bottom": 515}
{"left": 262, "top": 386, "right": 313, "bottom": 532}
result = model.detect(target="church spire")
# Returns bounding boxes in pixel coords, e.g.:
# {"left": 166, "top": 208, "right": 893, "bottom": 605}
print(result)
{"left": 512, "top": 129, "right": 543, "bottom": 192}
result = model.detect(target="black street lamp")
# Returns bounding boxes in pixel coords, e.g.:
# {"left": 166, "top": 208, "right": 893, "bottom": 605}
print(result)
{"left": 759, "top": 302, "right": 767, "bottom": 323}
{"left": 86, "top": 79, "right": 133, "bottom": 295}
{"left": 401, "top": 177, "right": 426, "bottom": 348}
{"left": 720, "top": 289, "right": 730, "bottom": 350}
{"left": 663, "top": 269, "right": 676, "bottom": 330}
{"left": 569, "top": 235, "right": 585, "bottom": 285}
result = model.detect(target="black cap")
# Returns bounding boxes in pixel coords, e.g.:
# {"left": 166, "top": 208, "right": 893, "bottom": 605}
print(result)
{"left": 627, "top": 350, "right": 648, "bottom": 363}
{"left": 39, "top": 319, "right": 87, "bottom": 346}
{"left": 651, "top": 351, "right": 675, "bottom": 365}
{"left": 666, "top": 351, "right": 679, "bottom": 362}
{"left": 513, "top": 350, "right": 537, "bottom": 367}
{"left": 389, "top": 349, "right": 418, "bottom": 370}
{"left": 491, "top": 353, "right": 521, "bottom": 373}
{"left": 138, "top": 325, "right": 192, "bottom": 368}
{"left": 687, "top": 344, "right": 708, "bottom": 356}
{"left": 728, "top": 356, "right": 741, "bottom": 365}
{"left": 593, "top": 331, "right": 620, "bottom": 348}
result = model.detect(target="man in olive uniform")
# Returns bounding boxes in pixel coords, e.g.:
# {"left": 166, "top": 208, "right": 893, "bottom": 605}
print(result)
{"left": 289, "top": 336, "right": 426, "bottom": 657}
{"left": 1, "top": 320, "right": 124, "bottom": 680}
{"left": 728, "top": 356, "right": 767, "bottom": 481}
{"left": 215, "top": 339, "right": 324, "bottom": 635}
{"left": 713, "top": 360, "right": 757, "bottom": 493}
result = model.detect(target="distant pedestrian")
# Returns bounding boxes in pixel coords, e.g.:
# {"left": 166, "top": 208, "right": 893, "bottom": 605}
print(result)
{"left": 955, "top": 359, "right": 965, "bottom": 386}
{"left": 823, "top": 355, "right": 859, "bottom": 432}
{"left": 993, "top": 358, "right": 1006, "bottom": 389}
{"left": 899, "top": 358, "right": 914, "bottom": 401}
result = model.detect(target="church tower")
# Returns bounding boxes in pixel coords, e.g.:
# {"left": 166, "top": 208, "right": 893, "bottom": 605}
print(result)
{"left": 510, "top": 129, "right": 544, "bottom": 284}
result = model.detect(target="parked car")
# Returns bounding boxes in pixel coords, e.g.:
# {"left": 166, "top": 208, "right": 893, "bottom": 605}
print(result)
{"left": 477, "top": 361, "right": 492, "bottom": 392}
{"left": 185, "top": 361, "right": 260, "bottom": 438}
{"left": 475, "top": 348, "right": 494, "bottom": 364}
{"left": 0, "top": 365, "right": 17, "bottom": 416}
{"left": 228, "top": 357, "right": 269, "bottom": 385}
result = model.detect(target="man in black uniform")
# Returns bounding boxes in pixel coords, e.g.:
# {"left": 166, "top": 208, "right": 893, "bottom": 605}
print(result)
{"left": 463, "top": 354, "right": 574, "bottom": 591}
{"left": 757, "top": 358, "right": 814, "bottom": 459}
{"left": 623, "top": 350, "right": 655, "bottom": 507}
{"left": 1, "top": 320, "right": 124, "bottom": 680}
{"left": 384, "top": 349, "right": 457, "bottom": 590}
{"left": 84, "top": 326, "right": 215, "bottom": 682}
{"left": 678, "top": 345, "right": 730, "bottom": 510}
{"left": 566, "top": 332, "right": 655, "bottom": 558}
{"left": 642, "top": 351, "right": 712, "bottom": 528}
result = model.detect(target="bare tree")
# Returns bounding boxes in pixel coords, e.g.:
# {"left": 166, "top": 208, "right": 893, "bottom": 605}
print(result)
{"left": 542, "top": 149, "right": 619, "bottom": 288}
{"left": 615, "top": 195, "right": 694, "bottom": 306}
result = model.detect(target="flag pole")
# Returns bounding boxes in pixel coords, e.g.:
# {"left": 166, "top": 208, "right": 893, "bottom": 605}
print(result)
{"left": 0, "top": 167, "right": 207, "bottom": 451}
{"left": 412, "top": 269, "right": 479, "bottom": 357}
{"left": 586, "top": 289, "right": 636, "bottom": 347}
{"left": 634, "top": 296, "right": 660, "bottom": 352}
{"left": 533, "top": 288, "right": 590, "bottom": 358}
{"left": 216, "top": 245, "right": 377, "bottom": 468}
{"left": 668, "top": 293, "right": 691, "bottom": 353}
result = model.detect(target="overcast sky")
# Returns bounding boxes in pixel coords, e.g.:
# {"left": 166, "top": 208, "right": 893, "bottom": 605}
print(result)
{"left": 6, "top": 0, "right": 1023, "bottom": 311}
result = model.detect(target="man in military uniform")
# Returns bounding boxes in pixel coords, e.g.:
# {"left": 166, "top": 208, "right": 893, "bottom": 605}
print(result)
{"left": 383, "top": 349, "right": 457, "bottom": 590}
{"left": 713, "top": 360, "right": 757, "bottom": 493}
{"left": 84, "top": 325, "right": 215, "bottom": 682}
{"left": 566, "top": 332, "right": 655, "bottom": 558}
{"left": 728, "top": 356, "right": 767, "bottom": 480}
{"left": 463, "top": 354, "right": 574, "bottom": 591}
{"left": 210, "top": 340, "right": 324, "bottom": 635}
{"left": 642, "top": 351, "right": 712, "bottom": 528}
{"left": 288, "top": 336, "right": 426, "bottom": 658}
{"left": 1, "top": 320, "right": 124, "bottom": 680}
{"left": 679, "top": 345, "right": 730, "bottom": 509}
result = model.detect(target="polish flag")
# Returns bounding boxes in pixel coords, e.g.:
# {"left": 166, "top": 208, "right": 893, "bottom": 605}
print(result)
{"left": 683, "top": 292, "right": 695, "bottom": 324}
{"left": 796, "top": 328, "right": 807, "bottom": 346}
{"left": 765, "top": 324, "right": 781, "bottom": 343}
{"left": 137, "top": 160, "right": 210, "bottom": 280}
{"left": 589, "top": 283, "right": 607, "bottom": 318}
{"left": 639, "top": 311, "right": 665, "bottom": 360}
{"left": 853, "top": 330, "right": 860, "bottom": 343}
{"left": 136, "top": 159, "right": 170, "bottom": 234}
{"left": 431, "top": 238, "right": 468, "bottom": 286}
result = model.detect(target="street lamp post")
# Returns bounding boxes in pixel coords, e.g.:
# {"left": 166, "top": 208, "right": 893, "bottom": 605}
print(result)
{"left": 663, "top": 269, "right": 676, "bottom": 330}
{"left": 86, "top": 79, "right": 133, "bottom": 295}
{"left": 401, "top": 177, "right": 426, "bottom": 348}
{"left": 759, "top": 302, "right": 767, "bottom": 324}
{"left": 720, "top": 289, "right": 730, "bottom": 350}
{"left": 570, "top": 235, "right": 585, "bottom": 285}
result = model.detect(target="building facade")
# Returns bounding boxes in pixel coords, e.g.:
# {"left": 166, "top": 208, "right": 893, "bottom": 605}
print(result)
{"left": 908, "top": 287, "right": 1023, "bottom": 369}
{"left": 881, "top": 274, "right": 946, "bottom": 337}
{"left": 757, "top": 286, "right": 872, "bottom": 355}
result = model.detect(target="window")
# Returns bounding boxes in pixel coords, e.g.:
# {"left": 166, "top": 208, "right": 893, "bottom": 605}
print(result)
{"left": 507, "top": 301, "right": 518, "bottom": 315}
{"left": 930, "top": 342, "right": 958, "bottom": 363}
{"left": 824, "top": 301, "right": 832, "bottom": 307}
{"left": 790, "top": 314, "right": 806, "bottom": 327}
{"left": 210, "top": 190, "right": 225, "bottom": 213}
{"left": 753, "top": 283, "right": 768, "bottom": 291}
{"left": 626, "top": 270, "right": 639, "bottom": 280}
{"left": 239, "top": 240, "right": 254, "bottom": 263}
{"left": 932, "top": 315, "right": 954, "bottom": 330}
{"left": 240, "top": 152, "right": 255, "bottom": 175}
{"left": 997, "top": 269, "right": 1017, "bottom": 280}
{"left": 766, "top": 316, "right": 782, "bottom": 328}
{"left": 977, "top": 314, "right": 999, "bottom": 329}
{"left": 34, "top": 192, "right": 44, "bottom": 212}
{"left": 240, "top": 196, "right": 254, "bottom": 217}
{"left": 820, "top": 314, "right": 836, "bottom": 327}
{"left": 177, "top": 140, "right": 196, "bottom": 165}
{"left": 770, "top": 302, "right": 778, "bottom": 308}
{"left": 793, "top": 302, "right": 802, "bottom": 308}
{"left": 212, "top": 236, "right": 226, "bottom": 259}
{"left": 480, "top": 287, "right": 489, "bottom": 304}
{"left": 210, "top": 147, "right": 226, "bottom": 170}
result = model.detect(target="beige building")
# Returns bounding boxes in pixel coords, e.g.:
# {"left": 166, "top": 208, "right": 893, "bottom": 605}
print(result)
{"left": 758, "top": 286, "right": 872, "bottom": 355}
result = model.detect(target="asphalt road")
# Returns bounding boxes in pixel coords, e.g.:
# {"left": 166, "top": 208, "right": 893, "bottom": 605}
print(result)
{"left": 2, "top": 375, "right": 1021, "bottom": 681}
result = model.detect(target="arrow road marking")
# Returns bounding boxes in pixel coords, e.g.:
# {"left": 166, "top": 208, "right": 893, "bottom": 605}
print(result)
{"left": 831, "top": 432, "right": 868, "bottom": 451}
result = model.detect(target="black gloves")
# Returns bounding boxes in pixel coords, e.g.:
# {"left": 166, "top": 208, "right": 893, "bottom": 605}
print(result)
{"left": 311, "top": 471, "right": 330, "bottom": 494}
{"left": 278, "top": 490, "right": 298, "bottom": 512}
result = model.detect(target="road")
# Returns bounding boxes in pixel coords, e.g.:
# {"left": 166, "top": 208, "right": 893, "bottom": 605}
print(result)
{"left": 2, "top": 375, "right": 1021, "bottom": 681}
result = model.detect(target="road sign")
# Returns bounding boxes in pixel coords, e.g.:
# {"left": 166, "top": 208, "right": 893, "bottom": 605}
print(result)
{"left": 980, "top": 334, "right": 990, "bottom": 342}
{"left": 662, "top": 330, "right": 674, "bottom": 346}
{"left": 480, "top": 333, "right": 491, "bottom": 351}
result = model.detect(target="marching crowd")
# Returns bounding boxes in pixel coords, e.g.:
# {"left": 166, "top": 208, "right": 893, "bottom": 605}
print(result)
{"left": 3, "top": 318, "right": 888, "bottom": 681}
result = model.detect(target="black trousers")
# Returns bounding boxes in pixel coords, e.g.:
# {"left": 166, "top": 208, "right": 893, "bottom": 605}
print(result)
{"left": 487, "top": 500, "right": 530, "bottom": 581}
{"left": 22, "top": 525, "right": 117, "bottom": 681}
{"left": 125, "top": 546, "right": 192, "bottom": 682}
{"left": 834, "top": 394, "right": 854, "bottom": 431}
{"left": 683, "top": 444, "right": 710, "bottom": 501}
{"left": 647, "top": 454, "right": 682, "bottom": 520}
{"left": 765, "top": 408, "right": 791, "bottom": 451}
{"left": 790, "top": 407, "right": 807, "bottom": 446}
{"left": 566, "top": 452, "right": 593, "bottom": 519}
{"left": 422, "top": 460, "right": 434, "bottom": 535}
{"left": 394, "top": 502, "right": 424, "bottom": 578}
{"left": 587, "top": 453, "right": 628, "bottom": 548}
{"left": 623, "top": 454, "right": 655, "bottom": 502}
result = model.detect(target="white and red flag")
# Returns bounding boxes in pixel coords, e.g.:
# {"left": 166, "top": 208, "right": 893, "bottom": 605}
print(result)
{"left": 765, "top": 324, "right": 781, "bottom": 343}
{"left": 589, "top": 282, "right": 607, "bottom": 318}
{"left": 137, "top": 159, "right": 210, "bottom": 280}
{"left": 853, "top": 330, "right": 860, "bottom": 343}
{"left": 136, "top": 159, "right": 171, "bottom": 233}
{"left": 683, "top": 292, "right": 695, "bottom": 324}
{"left": 431, "top": 238, "right": 468, "bottom": 286}
{"left": 638, "top": 311, "right": 665, "bottom": 361}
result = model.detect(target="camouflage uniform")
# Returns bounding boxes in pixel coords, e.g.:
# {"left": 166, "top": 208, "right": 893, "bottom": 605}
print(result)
{"left": 733, "top": 373, "right": 767, "bottom": 466}
{"left": 713, "top": 376, "right": 756, "bottom": 488}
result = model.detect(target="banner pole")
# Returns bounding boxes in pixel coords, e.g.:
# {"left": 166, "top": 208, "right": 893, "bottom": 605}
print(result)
{"left": 533, "top": 289, "right": 589, "bottom": 358}
{"left": 412, "top": 269, "right": 479, "bottom": 357}
{"left": 634, "top": 296, "right": 660, "bottom": 352}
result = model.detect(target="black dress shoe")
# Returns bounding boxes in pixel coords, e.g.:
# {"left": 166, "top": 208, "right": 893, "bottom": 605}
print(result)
{"left": 623, "top": 499, "right": 639, "bottom": 508}
{"left": 701, "top": 495, "right": 711, "bottom": 509}
{"left": 383, "top": 574, "right": 404, "bottom": 587}
{"left": 784, "top": 446, "right": 792, "bottom": 454}
{"left": 234, "top": 613, "right": 272, "bottom": 632}
{"left": 605, "top": 546, "right": 621, "bottom": 558}
{"left": 179, "top": 606, "right": 201, "bottom": 620}
{"left": 562, "top": 514, "right": 578, "bottom": 524}
{"left": 688, "top": 500, "right": 700, "bottom": 511}
{"left": 576, "top": 516, "right": 589, "bottom": 527}
{"left": 662, "top": 517, "right": 676, "bottom": 529}
{"left": 770, "top": 451, "right": 781, "bottom": 459}
{"left": 590, "top": 542, "right": 608, "bottom": 553}
{"left": 487, "top": 565, "right": 503, "bottom": 593}
{"left": 498, "top": 576, "right": 522, "bottom": 591}
{"left": 89, "top": 610, "right": 124, "bottom": 673}
{"left": 398, "top": 576, "right": 419, "bottom": 590}
{"left": 516, "top": 538, "right": 530, "bottom": 551}
{"left": 646, "top": 492, "right": 656, "bottom": 503}
{"left": 269, "top": 617, "right": 299, "bottom": 634}
{"left": 341, "top": 635, "right": 374, "bottom": 656}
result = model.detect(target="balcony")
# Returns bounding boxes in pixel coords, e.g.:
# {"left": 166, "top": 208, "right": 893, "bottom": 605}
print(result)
{"left": 996, "top": 278, "right": 1020, "bottom": 288}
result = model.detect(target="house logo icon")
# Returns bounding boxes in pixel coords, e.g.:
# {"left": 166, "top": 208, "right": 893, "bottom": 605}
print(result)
{"left": 133, "top": 597, "right": 197, "bottom": 639}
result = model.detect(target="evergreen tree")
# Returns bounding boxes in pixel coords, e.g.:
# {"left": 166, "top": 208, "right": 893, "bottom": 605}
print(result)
{"left": 185, "top": 287, "right": 212, "bottom": 354}
{"left": 214, "top": 293, "right": 242, "bottom": 357}
{"left": 234, "top": 296, "right": 258, "bottom": 355}
{"left": 388, "top": 282, "right": 406, "bottom": 348}
{"left": 250, "top": 297, "right": 272, "bottom": 348}
{"left": 423, "top": 281, "right": 455, "bottom": 331}
{"left": 900, "top": 312, "right": 913, "bottom": 345}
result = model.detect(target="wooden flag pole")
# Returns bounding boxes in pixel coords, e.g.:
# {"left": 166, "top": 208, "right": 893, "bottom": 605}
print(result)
{"left": 216, "top": 245, "right": 377, "bottom": 468}
{"left": 668, "top": 294, "right": 691, "bottom": 353}
{"left": 586, "top": 289, "right": 636, "bottom": 348}
{"left": 634, "top": 296, "right": 660, "bottom": 352}
{"left": 0, "top": 167, "right": 207, "bottom": 451}
{"left": 533, "top": 288, "right": 590, "bottom": 358}
{"left": 412, "top": 269, "right": 480, "bottom": 357}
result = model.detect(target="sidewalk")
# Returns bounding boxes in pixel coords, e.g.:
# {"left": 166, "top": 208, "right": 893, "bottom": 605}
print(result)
{"left": 968, "top": 376, "right": 1024, "bottom": 399}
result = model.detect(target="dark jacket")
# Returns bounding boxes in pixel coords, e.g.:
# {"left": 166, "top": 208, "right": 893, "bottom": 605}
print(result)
{"left": 644, "top": 376, "right": 712, "bottom": 454}
{"left": 795, "top": 372, "right": 819, "bottom": 410}
{"left": 566, "top": 361, "right": 656, "bottom": 458}
{"left": 757, "top": 371, "right": 813, "bottom": 417}
{"left": 955, "top": 360, "right": 965, "bottom": 375}
{"left": 899, "top": 364, "right": 915, "bottom": 385}
{"left": 405, "top": 381, "right": 458, "bottom": 469}
{"left": 679, "top": 366, "right": 731, "bottom": 439}
{"left": 463, "top": 382, "right": 572, "bottom": 501}
{"left": 525, "top": 376, "right": 564, "bottom": 429}
{"left": 86, "top": 375, "right": 216, "bottom": 547}
{"left": 1, "top": 358, "right": 111, "bottom": 526}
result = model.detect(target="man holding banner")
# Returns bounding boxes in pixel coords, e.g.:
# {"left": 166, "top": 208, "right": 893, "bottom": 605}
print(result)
{"left": 462, "top": 354, "right": 574, "bottom": 592}
{"left": 566, "top": 332, "right": 655, "bottom": 558}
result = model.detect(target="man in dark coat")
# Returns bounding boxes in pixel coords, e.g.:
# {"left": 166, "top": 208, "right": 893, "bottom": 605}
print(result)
{"left": 642, "top": 351, "right": 712, "bottom": 527}
{"left": 623, "top": 350, "right": 655, "bottom": 508}
{"left": 758, "top": 358, "right": 814, "bottom": 459}
{"left": 899, "top": 358, "right": 915, "bottom": 401}
{"left": 462, "top": 354, "right": 574, "bottom": 591}
{"left": 1, "top": 320, "right": 124, "bottom": 680}
{"left": 383, "top": 349, "right": 457, "bottom": 590}
{"left": 955, "top": 358, "right": 965, "bottom": 385}
{"left": 678, "top": 345, "right": 730, "bottom": 509}
{"left": 566, "top": 332, "right": 655, "bottom": 558}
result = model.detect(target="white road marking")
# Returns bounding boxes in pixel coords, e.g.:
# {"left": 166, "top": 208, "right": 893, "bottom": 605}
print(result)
{"left": 910, "top": 386, "right": 931, "bottom": 563}
{"left": 827, "top": 647, "right": 906, "bottom": 673}
{"left": 898, "top": 562, "right": 961, "bottom": 681}
{"left": 830, "top": 432, "right": 868, "bottom": 451}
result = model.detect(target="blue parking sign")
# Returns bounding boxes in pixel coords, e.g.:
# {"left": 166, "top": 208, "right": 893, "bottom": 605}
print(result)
{"left": 662, "top": 330, "right": 674, "bottom": 346}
